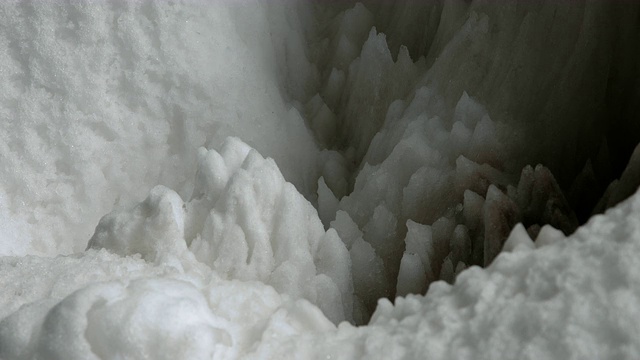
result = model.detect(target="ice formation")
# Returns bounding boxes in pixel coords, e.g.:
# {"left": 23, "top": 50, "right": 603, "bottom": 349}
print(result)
{"left": 1, "top": 0, "right": 640, "bottom": 359}
{"left": 250, "top": 192, "right": 640, "bottom": 358}
{"left": 87, "top": 138, "right": 354, "bottom": 324}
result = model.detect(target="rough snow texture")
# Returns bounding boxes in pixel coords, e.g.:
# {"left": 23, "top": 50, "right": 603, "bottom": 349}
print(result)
{"left": 87, "top": 137, "right": 355, "bottom": 324}
{"left": 309, "top": 0, "right": 635, "bottom": 318}
{"left": 250, "top": 190, "right": 640, "bottom": 359}
{"left": 325, "top": 86, "right": 579, "bottom": 318}
{"left": 1, "top": 0, "right": 640, "bottom": 359}
{"left": 4, "top": 185, "right": 640, "bottom": 359}
{"left": 1, "top": 137, "right": 353, "bottom": 358}
{"left": 0, "top": 250, "right": 337, "bottom": 360}
{"left": 0, "top": 0, "right": 320, "bottom": 256}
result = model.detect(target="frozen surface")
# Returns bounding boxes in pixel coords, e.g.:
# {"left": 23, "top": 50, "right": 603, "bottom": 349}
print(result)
{"left": 1, "top": 0, "right": 640, "bottom": 359}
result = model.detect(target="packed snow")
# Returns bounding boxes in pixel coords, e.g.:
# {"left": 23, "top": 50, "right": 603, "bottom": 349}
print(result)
{"left": 1, "top": 0, "right": 640, "bottom": 359}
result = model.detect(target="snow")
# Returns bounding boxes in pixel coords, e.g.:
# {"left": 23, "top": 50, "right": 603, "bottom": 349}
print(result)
{"left": 248, "top": 193, "right": 640, "bottom": 358}
{"left": 0, "top": 0, "right": 321, "bottom": 256}
{"left": 1, "top": 1, "right": 640, "bottom": 359}
{"left": 86, "top": 138, "right": 355, "bottom": 324}
{"left": 0, "top": 250, "right": 337, "bottom": 359}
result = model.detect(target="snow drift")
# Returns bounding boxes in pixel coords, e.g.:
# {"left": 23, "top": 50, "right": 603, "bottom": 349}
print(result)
{"left": 1, "top": 0, "right": 640, "bottom": 359}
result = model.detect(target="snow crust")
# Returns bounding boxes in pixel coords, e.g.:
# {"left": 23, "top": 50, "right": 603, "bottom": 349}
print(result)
{"left": 1, "top": 0, "right": 640, "bottom": 359}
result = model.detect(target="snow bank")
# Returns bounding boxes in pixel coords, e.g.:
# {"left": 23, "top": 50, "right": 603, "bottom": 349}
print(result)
{"left": 251, "top": 188, "right": 640, "bottom": 359}
{"left": 1, "top": 0, "right": 640, "bottom": 359}
{"left": 0, "top": 0, "right": 320, "bottom": 256}
{"left": 4, "top": 177, "right": 640, "bottom": 359}
{"left": 0, "top": 250, "right": 336, "bottom": 360}
{"left": 1, "top": 137, "right": 353, "bottom": 358}
{"left": 87, "top": 137, "right": 355, "bottom": 323}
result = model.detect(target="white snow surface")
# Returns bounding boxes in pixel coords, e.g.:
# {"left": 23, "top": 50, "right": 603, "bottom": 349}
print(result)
{"left": 253, "top": 194, "right": 640, "bottom": 359}
{"left": 0, "top": 0, "right": 321, "bottom": 256}
{"left": 3, "top": 161, "right": 640, "bottom": 359}
{"left": 1, "top": 1, "right": 640, "bottom": 359}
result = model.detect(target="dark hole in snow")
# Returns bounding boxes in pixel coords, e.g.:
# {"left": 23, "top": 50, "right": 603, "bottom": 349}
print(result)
{"left": 304, "top": 1, "right": 640, "bottom": 324}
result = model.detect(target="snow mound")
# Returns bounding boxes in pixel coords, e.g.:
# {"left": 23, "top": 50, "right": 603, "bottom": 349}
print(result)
{"left": 5, "top": 143, "right": 640, "bottom": 359}
{"left": 88, "top": 137, "right": 354, "bottom": 324}
{"left": 252, "top": 187, "right": 640, "bottom": 359}
{"left": 1, "top": 1, "right": 640, "bottom": 359}
{"left": 0, "top": 0, "right": 320, "bottom": 257}
{"left": 1, "top": 137, "right": 355, "bottom": 359}
{"left": 0, "top": 251, "right": 335, "bottom": 360}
